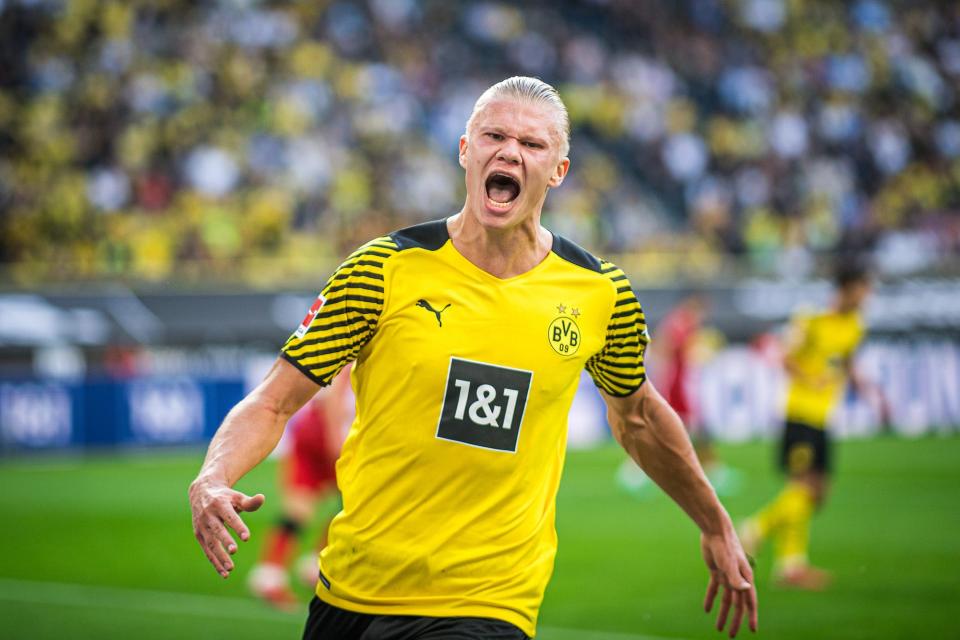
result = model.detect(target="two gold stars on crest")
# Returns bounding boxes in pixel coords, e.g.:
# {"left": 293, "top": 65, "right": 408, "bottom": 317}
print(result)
{"left": 556, "top": 304, "right": 580, "bottom": 318}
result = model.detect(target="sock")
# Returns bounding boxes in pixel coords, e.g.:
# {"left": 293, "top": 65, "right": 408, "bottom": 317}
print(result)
{"left": 752, "top": 481, "right": 806, "bottom": 537}
{"left": 770, "top": 482, "right": 815, "bottom": 571}
{"left": 260, "top": 517, "right": 302, "bottom": 567}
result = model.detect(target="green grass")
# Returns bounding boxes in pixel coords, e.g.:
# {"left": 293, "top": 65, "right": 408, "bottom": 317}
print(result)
{"left": 2, "top": 436, "right": 959, "bottom": 639}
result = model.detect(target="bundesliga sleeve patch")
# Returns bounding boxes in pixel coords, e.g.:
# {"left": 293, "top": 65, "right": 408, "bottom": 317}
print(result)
{"left": 294, "top": 294, "right": 326, "bottom": 339}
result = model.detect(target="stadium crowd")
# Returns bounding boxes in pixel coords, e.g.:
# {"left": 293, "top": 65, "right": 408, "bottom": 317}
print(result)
{"left": 1, "top": 0, "right": 958, "bottom": 283}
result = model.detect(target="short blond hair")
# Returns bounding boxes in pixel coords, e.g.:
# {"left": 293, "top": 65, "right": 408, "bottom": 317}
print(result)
{"left": 466, "top": 76, "right": 570, "bottom": 157}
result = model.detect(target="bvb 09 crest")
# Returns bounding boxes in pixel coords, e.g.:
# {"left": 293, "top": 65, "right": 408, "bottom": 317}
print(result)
{"left": 548, "top": 312, "right": 581, "bottom": 356}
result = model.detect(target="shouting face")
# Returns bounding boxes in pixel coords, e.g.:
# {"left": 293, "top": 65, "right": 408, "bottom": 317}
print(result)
{"left": 459, "top": 98, "right": 570, "bottom": 231}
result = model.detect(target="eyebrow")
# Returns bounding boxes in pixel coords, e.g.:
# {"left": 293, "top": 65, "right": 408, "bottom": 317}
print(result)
{"left": 482, "top": 126, "right": 551, "bottom": 148}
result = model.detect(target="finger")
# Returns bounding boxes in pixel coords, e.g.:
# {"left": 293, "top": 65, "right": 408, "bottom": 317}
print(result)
{"left": 235, "top": 492, "right": 265, "bottom": 513}
{"left": 704, "top": 573, "right": 720, "bottom": 612}
{"left": 207, "top": 535, "right": 234, "bottom": 574}
{"left": 716, "top": 585, "right": 733, "bottom": 631}
{"left": 203, "top": 517, "right": 235, "bottom": 571}
{"left": 731, "top": 570, "right": 751, "bottom": 591}
{"left": 740, "top": 555, "right": 756, "bottom": 582}
{"left": 736, "top": 559, "right": 759, "bottom": 633}
{"left": 214, "top": 521, "right": 239, "bottom": 555}
{"left": 203, "top": 544, "right": 230, "bottom": 578}
{"left": 729, "top": 590, "right": 745, "bottom": 638}
{"left": 195, "top": 530, "right": 229, "bottom": 578}
{"left": 747, "top": 583, "right": 759, "bottom": 632}
{"left": 219, "top": 506, "right": 251, "bottom": 544}
{"left": 721, "top": 556, "right": 752, "bottom": 591}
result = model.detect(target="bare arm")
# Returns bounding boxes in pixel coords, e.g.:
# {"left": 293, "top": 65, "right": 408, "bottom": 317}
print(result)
{"left": 782, "top": 317, "right": 831, "bottom": 389}
{"left": 782, "top": 316, "right": 812, "bottom": 382}
{"left": 603, "top": 381, "right": 758, "bottom": 637}
{"left": 604, "top": 380, "right": 721, "bottom": 529}
{"left": 189, "top": 357, "right": 320, "bottom": 578}
{"left": 320, "top": 364, "right": 352, "bottom": 454}
{"left": 782, "top": 351, "right": 804, "bottom": 379}
{"left": 843, "top": 355, "right": 891, "bottom": 429}
{"left": 843, "top": 356, "right": 870, "bottom": 397}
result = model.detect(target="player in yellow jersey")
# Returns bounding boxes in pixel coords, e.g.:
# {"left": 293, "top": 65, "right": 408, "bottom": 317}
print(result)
{"left": 189, "top": 77, "right": 758, "bottom": 639}
{"left": 740, "top": 263, "right": 872, "bottom": 590}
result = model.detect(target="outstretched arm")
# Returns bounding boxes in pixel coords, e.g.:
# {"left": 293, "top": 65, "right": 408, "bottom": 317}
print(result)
{"left": 844, "top": 356, "right": 892, "bottom": 431}
{"left": 189, "top": 357, "right": 319, "bottom": 578}
{"left": 602, "top": 381, "right": 758, "bottom": 637}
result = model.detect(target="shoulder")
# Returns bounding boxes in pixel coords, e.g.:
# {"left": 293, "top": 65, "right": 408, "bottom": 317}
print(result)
{"left": 551, "top": 233, "right": 603, "bottom": 273}
{"left": 339, "top": 219, "right": 449, "bottom": 269}
{"left": 550, "top": 236, "right": 646, "bottom": 338}
{"left": 848, "top": 312, "right": 867, "bottom": 338}
{"left": 818, "top": 310, "right": 859, "bottom": 332}
{"left": 343, "top": 234, "right": 401, "bottom": 263}
{"left": 791, "top": 306, "right": 819, "bottom": 327}
{"left": 389, "top": 219, "right": 450, "bottom": 251}
{"left": 550, "top": 233, "right": 634, "bottom": 289}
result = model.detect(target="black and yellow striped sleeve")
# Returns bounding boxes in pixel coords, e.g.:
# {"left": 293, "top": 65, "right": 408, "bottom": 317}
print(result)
{"left": 281, "top": 235, "right": 399, "bottom": 386}
{"left": 585, "top": 261, "right": 650, "bottom": 397}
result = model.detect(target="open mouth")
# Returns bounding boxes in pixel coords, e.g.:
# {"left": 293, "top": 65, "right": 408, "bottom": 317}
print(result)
{"left": 484, "top": 172, "right": 521, "bottom": 209}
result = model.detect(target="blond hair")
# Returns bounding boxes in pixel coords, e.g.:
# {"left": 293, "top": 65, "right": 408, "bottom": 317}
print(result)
{"left": 466, "top": 76, "right": 570, "bottom": 156}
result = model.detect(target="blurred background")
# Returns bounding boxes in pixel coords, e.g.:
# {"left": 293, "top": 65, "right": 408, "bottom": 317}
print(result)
{"left": 1, "top": 1, "right": 958, "bottom": 639}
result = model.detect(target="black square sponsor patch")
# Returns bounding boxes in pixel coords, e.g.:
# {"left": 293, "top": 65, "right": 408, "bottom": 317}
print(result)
{"left": 436, "top": 357, "right": 533, "bottom": 453}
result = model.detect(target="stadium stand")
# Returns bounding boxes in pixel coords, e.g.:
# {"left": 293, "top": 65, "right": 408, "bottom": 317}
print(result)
{"left": 1, "top": 0, "right": 958, "bottom": 284}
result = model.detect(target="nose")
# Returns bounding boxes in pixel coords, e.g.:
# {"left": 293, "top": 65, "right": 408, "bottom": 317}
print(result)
{"left": 497, "top": 138, "right": 522, "bottom": 165}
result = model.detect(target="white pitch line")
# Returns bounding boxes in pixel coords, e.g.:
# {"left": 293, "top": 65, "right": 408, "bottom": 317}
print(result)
{"left": 0, "top": 578, "right": 689, "bottom": 640}
{"left": 0, "top": 577, "right": 302, "bottom": 623}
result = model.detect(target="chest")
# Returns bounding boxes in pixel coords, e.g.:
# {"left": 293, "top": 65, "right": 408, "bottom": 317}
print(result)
{"left": 375, "top": 259, "right": 610, "bottom": 389}
{"left": 805, "top": 317, "right": 859, "bottom": 362}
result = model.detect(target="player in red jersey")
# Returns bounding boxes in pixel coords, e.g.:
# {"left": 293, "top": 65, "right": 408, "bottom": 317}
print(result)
{"left": 658, "top": 294, "right": 705, "bottom": 429}
{"left": 247, "top": 366, "right": 352, "bottom": 609}
{"left": 618, "top": 294, "right": 739, "bottom": 496}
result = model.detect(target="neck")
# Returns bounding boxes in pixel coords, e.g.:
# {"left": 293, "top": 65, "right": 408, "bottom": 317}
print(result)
{"left": 447, "top": 207, "right": 553, "bottom": 279}
{"left": 833, "top": 298, "right": 856, "bottom": 314}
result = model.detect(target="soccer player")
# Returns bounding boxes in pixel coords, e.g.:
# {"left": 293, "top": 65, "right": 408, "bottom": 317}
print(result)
{"left": 656, "top": 294, "right": 709, "bottom": 431}
{"left": 247, "top": 366, "right": 351, "bottom": 609}
{"left": 740, "top": 263, "right": 872, "bottom": 590}
{"left": 189, "top": 77, "right": 758, "bottom": 639}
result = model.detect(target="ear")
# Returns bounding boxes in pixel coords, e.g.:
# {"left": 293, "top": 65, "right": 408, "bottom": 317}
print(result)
{"left": 458, "top": 135, "right": 468, "bottom": 169}
{"left": 547, "top": 157, "right": 570, "bottom": 188}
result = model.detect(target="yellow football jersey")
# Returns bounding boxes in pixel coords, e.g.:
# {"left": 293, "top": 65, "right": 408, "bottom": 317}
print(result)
{"left": 784, "top": 309, "right": 865, "bottom": 429}
{"left": 281, "top": 219, "right": 649, "bottom": 636}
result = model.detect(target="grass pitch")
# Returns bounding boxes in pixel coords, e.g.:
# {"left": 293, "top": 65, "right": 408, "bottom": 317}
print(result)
{"left": 1, "top": 435, "right": 958, "bottom": 639}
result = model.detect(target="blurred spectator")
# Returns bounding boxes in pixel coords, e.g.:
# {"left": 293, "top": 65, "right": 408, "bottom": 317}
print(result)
{"left": 0, "top": 0, "right": 958, "bottom": 284}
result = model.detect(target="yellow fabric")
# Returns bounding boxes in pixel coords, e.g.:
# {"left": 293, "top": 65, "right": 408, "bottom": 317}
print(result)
{"left": 754, "top": 482, "right": 815, "bottom": 567}
{"left": 784, "top": 309, "right": 864, "bottom": 428}
{"left": 786, "top": 440, "right": 816, "bottom": 475}
{"left": 281, "top": 224, "right": 649, "bottom": 636}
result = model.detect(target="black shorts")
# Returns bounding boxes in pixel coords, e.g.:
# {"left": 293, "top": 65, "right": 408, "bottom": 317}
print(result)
{"left": 302, "top": 596, "right": 529, "bottom": 640}
{"left": 779, "top": 421, "right": 831, "bottom": 475}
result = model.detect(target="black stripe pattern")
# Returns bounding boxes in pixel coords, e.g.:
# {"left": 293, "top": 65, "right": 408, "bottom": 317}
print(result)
{"left": 281, "top": 236, "right": 398, "bottom": 385}
{"left": 585, "top": 261, "right": 650, "bottom": 397}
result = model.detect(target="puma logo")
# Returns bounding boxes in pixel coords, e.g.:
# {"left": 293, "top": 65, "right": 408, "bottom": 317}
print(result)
{"left": 416, "top": 299, "right": 451, "bottom": 327}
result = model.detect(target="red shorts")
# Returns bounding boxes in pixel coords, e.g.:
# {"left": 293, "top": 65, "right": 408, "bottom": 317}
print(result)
{"left": 283, "top": 405, "right": 338, "bottom": 493}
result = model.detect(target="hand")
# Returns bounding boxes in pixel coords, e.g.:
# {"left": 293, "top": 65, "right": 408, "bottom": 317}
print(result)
{"left": 702, "top": 531, "right": 758, "bottom": 637}
{"left": 189, "top": 479, "right": 265, "bottom": 578}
